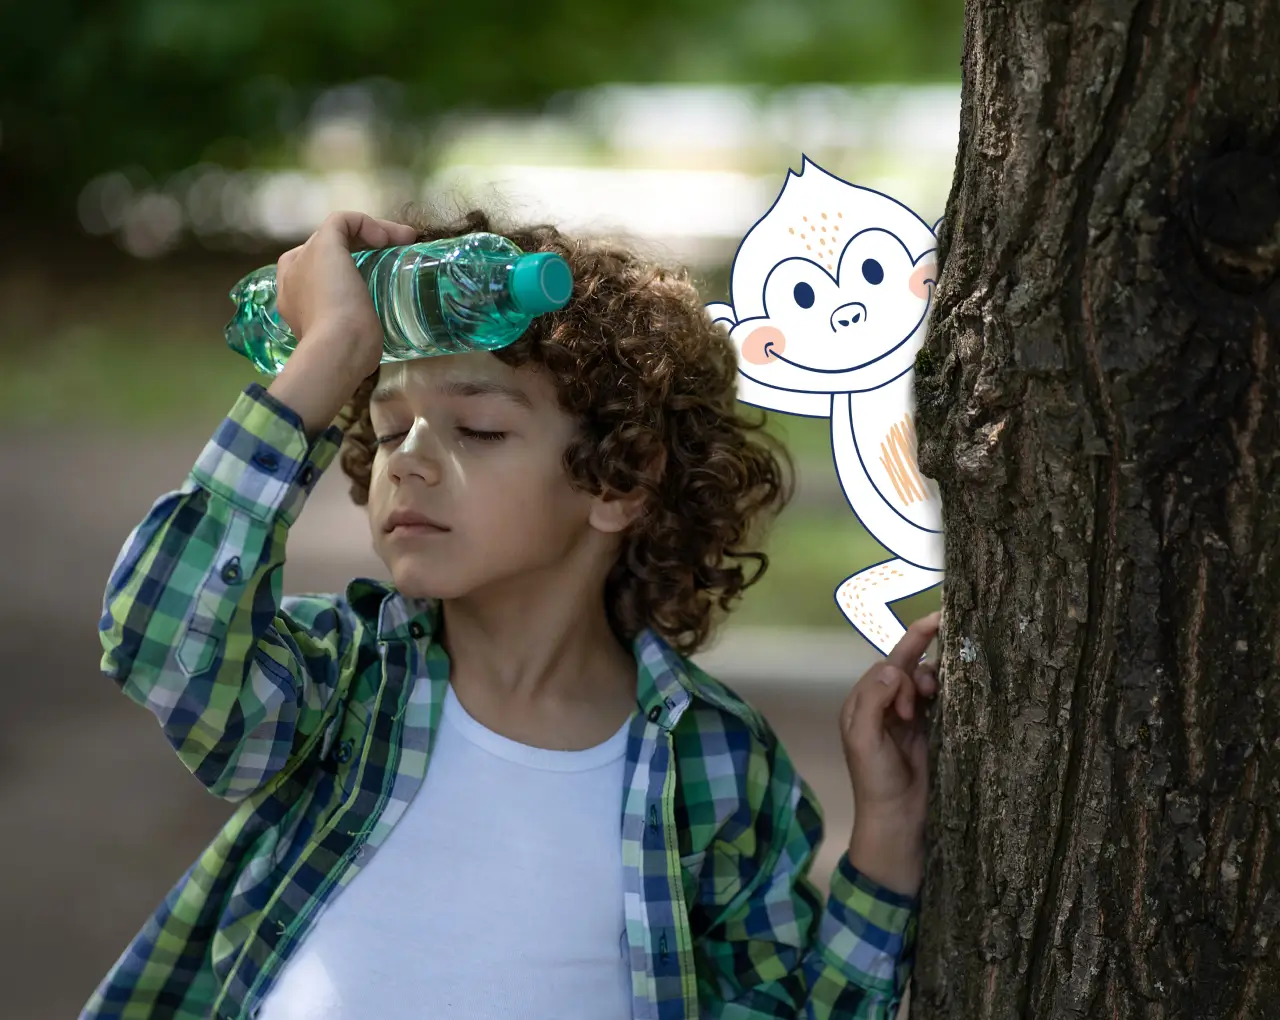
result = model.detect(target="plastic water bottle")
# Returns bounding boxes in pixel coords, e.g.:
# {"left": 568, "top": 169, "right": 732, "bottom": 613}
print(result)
{"left": 224, "top": 232, "right": 574, "bottom": 376}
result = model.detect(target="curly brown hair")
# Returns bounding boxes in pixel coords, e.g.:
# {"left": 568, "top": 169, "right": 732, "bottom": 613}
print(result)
{"left": 338, "top": 207, "right": 793, "bottom": 655}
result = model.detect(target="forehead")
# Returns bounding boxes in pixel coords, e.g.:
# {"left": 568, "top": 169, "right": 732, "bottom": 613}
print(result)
{"left": 370, "top": 353, "right": 543, "bottom": 409}
{"left": 730, "top": 172, "right": 934, "bottom": 318}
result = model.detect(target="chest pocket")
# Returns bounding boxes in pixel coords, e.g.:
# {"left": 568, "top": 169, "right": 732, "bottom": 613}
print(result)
{"left": 322, "top": 693, "right": 373, "bottom": 778}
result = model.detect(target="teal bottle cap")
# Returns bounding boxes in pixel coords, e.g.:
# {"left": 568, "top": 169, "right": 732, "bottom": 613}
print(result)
{"left": 510, "top": 253, "right": 573, "bottom": 314}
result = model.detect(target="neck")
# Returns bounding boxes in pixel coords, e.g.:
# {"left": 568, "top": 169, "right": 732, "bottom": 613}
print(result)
{"left": 437, "top": 543, "right": 636, "bottom": 705}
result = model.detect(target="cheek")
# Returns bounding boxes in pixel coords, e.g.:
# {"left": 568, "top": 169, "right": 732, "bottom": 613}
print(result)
{"left": 366, "top": 457, "right": 390, "bottom": 505}
{"left": 739, "top": 325, "right": 786, "bottom": 364}
{"left": 909, "top": 260, "right": 937, "bottom": 300}
{"left": 449, "top": 469, "right": 590, "bottom": 573}
{"left": 464, "top": 454, "right": 582, "bottom": 524}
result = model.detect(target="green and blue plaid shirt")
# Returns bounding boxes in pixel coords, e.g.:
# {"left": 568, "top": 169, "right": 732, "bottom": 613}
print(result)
{"left": 81, "top": 383, "right": 918, "bottom": 1020}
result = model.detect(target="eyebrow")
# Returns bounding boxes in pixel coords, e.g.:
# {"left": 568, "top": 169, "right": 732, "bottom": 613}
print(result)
{"left": 370, "top": 376, "right": 533, "bottom": 409}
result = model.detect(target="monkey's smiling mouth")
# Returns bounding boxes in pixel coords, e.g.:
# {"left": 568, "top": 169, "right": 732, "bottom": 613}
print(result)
{"left": 760, "top": 296, "right": 934, "bottom": 376}
{"left": 768, "top": 349, "right": 879, "bottom": 374}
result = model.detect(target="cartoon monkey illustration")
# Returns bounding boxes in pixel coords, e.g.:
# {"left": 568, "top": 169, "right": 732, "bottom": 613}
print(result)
{"left": 707, "top": 156, "right": 944, "bottom": 656}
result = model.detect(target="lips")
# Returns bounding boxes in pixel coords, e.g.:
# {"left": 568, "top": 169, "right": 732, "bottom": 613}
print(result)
{"left": 383, "top": 508, "right": 450, "bottom": 534}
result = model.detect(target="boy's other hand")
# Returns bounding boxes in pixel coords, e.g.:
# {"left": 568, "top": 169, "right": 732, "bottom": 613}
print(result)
{"left": 269, "top": 212, "right": 419, "bottom": 437}
{"left": 839, "top": 610, "right": 941, "bottom": 897}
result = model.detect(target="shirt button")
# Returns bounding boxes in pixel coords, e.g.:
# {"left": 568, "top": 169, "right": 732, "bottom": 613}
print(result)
{"left": 409, "top": 621, "right": 426, "bottom": 639}
{"left": 252, "top": 450, "right": 279, "bottom": 473}
{"left": 647, "top": 705, "right": 662, "bottom": 723}
{"left": 334, "top": 738, "right": 354, "bottom": 764}
{"left": 220, "top": 558, "right": 242, "bottom": 584}
{"left": 299, "top": 465, "right": 315, "bottom": 487}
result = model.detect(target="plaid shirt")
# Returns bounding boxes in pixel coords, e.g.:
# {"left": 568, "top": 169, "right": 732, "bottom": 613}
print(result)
{"left": 81, "top": 383, "right": 918, "bottom": 1020}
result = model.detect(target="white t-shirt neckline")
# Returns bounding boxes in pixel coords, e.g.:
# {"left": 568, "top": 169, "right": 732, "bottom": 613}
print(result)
{"left": 443, "top": 683, "right": 634, "bottom": 772}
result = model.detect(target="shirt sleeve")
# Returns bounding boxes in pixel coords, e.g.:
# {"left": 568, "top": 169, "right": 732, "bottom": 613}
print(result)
{"left": 693, "top": 730, "right": 918, "bottom": 1019}
{"left": 98, "top": 383, "right": 360, "bottom": 802}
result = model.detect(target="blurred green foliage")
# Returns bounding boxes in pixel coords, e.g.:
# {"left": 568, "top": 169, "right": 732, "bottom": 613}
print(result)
{"left": 0, "top": 323, "right": 939, "bottom": 630}
{"left": 1, "top": 0, "right": 962, "bottom": 220}
{"left": 0, "top": 0, "right": 958, "bottom": 631}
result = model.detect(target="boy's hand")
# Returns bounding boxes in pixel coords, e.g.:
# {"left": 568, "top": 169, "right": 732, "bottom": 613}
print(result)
{"left": 269, "top": 211, "right": 419, "bottom": 437}
{"left": 839, "top": 611, "right": 941, "bottom": 897}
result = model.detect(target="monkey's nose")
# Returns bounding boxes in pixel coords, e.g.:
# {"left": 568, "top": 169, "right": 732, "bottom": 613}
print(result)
{"left": 829, "top": 302, "right": 868, "bottom": 331}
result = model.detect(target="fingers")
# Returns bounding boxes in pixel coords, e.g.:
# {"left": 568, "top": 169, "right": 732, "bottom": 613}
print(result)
{"left": 907, "top": 725, "right": 929, "bottom": 775}
{"left": 323, "top": 211, "right": 419, "bottom": 251}
{"left": 885, "top": 611, "right": 941, "bottom": 674}
{"left": 852, "top": 665, "right": 911, "bottom": 750}
{"left": 848, "top": 655, "right": 938, "bottom": 738}
{"left": 912, "top": 660, "right": 938, "bottom": 698}
{"left": 276, "top": 244, "right": 304, "bottom": 281}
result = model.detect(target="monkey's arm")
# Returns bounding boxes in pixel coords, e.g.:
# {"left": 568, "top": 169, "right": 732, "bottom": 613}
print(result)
{"left": 708, "top": 302, "right": 834, "bottom": 418}
{"left": 736, "top": 374, "right": 833, "bottom": 419}
{"left": 706, "top": 301, "right": 737, "bottom": 326}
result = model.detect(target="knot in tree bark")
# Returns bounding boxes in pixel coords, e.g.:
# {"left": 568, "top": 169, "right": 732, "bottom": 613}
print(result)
{"left": 1189, "top": 149, "right": 1280, "bottom": 293}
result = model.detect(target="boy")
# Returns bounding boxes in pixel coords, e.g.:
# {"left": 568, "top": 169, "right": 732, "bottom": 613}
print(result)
{"left": 83, "top": 209, "right": 941, "bottom": 1020}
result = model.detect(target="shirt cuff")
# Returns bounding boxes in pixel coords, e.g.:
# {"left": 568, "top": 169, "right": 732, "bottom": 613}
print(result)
{"left": 816, "top": 853, "right": 919, "bottom": 993}
{"left": 189, "top": 383, "right": 347, "bottom": 527}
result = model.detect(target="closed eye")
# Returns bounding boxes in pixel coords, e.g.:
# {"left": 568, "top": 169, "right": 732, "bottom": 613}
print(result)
{"left": 375, "top": 431, "right": 407, "bottom": 447}
{"left": 458, "top": 428, "right": 506, "bottom": 442}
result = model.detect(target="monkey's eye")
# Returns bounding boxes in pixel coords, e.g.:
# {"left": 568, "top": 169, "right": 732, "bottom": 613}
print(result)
{"left": 861, "top": 259, "right": 884, "bottom": 285}
{"left": 793, "top": 282, "right": 816, "bottom": 308}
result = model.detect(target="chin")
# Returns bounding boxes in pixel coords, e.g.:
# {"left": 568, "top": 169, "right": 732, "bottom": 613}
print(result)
{"left": 385, "top": 560, "right": 471, "bottom": 601}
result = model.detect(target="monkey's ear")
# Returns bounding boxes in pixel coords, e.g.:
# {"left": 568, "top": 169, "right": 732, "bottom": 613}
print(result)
{"left": 705, "top": 302, "right": 737, "bottom": 329}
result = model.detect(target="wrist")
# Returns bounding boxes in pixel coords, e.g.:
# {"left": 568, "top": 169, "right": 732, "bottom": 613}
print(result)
{"left": 847, "top": 812, "right": 925, "bottom": 898}
{"left": 268, "top": 330, "right": 375, "bottom": 439}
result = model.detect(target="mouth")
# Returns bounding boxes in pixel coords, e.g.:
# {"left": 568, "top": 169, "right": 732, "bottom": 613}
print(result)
{"left": 383, "top": 509, "right": 451, "bottom": 536}
{"left": 760, "top": 294, "right": 934, "bottom": 375}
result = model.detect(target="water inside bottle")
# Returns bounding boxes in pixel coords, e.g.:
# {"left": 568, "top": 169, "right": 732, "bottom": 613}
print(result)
{"left": 363, "top": 237, "right": 529, "bottom": 358}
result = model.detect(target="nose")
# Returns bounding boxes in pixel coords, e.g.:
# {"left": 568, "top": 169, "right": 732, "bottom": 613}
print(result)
{"left": 829, "top": 302, "right": 868, "bottom": 331}
{"left": 388, "top": 454, "right": 443, "bottom": 487}
{"left": 388, "top": 452, "right": 444, "bottom": 487}
{"left": 387, "top": 425, "right": 444, "bottom": 486}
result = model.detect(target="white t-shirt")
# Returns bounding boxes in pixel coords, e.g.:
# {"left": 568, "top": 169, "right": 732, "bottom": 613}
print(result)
{"left": 256, "top": 683, "right": 635, "bottom": 1020}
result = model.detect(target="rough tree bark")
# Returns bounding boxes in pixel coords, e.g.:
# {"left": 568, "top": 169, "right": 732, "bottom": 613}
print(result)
{"left": 912, "top": 1, "right": 1280, "bottom": 1017}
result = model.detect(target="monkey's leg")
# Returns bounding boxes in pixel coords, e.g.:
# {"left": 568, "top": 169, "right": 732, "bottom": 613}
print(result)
{"left": 834, "top": 558, "right": 943, "bottom": 656}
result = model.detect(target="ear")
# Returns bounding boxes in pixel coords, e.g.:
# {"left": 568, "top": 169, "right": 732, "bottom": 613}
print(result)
{"left": 588, "top": 449, "right": 666, "bottom": 534}
{"left": 588, "top": 488, "right": 649, "bottom": 535}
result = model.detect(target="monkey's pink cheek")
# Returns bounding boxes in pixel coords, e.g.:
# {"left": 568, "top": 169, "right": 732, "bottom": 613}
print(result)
{"left": 910, "top": 260, "right": 937, "bottom": 299}
{"left": 741, "top": 326, "right": 786, "bottom": 365}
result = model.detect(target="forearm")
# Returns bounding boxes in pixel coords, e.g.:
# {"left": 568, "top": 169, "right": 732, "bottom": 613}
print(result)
{"left": 695, "top": 759, "right": 920, "bottom": 1018}
{"left": 266, "top": 324, "right": 373, "bottom": 439}
{"left": 805, "top": 856, "right": 919, "bottom": 1014}
{"left": 100, "top": 384, "right": 349, "bottom": 797}
{"left": 847, "top": 813, "right": 925, "bottom": 899}
{"left": 699, "top": 858, "right": 918, "bottom": 1020}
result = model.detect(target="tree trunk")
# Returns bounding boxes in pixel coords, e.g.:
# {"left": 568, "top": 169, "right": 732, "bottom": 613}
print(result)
{"left": 912, "top": 2, "right": 1280, "bottom": 1017}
